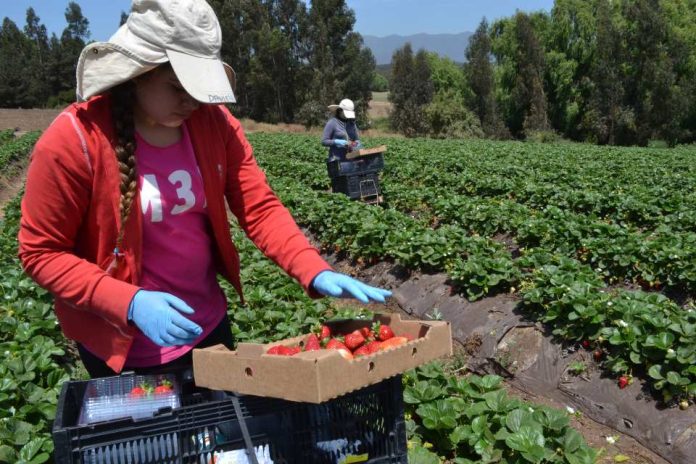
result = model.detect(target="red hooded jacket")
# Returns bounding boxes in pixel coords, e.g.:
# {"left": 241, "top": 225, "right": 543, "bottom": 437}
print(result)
{"left": 18, "top": 96, "right": 331, "bottom": 373}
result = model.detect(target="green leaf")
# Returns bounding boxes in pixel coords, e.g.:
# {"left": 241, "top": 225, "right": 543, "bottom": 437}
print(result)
{"left": 407, "top": 445, "right": 441, "bottom": 464}
{"left": 614, "top": 455, "right": 631, "bottom": 463}
{"left": 471, "top": 416, "right": 489, "bottom": 436}
{"left": 505, "top": 408, "right": 534, "bottom": 433}
{"left": 629, "top": 351, "right": 641, "bottom": 364}
{"left": 540, "top": 407, "right": 570, "bottom": 430}
{"left": 505, "top": 425, "right": 545, "bottom": 453}
{"left": 563, "top": 429, "right": 584, "bottom": 454}
{"left": 478, "top": 375, "right": 503, "bottom": 391}
{"left": 483, "top": 389, "right": 508, "bottom": 412}
{"left": 648, "top": 365, "right": 664, "bottom": 380}
{"left": 449, "top": 425, "right": 472, "bottom": 445}
{"left": 0, "top": 445, "right": 17, "bottom": 463}
{"left": 566, "top": 446, "right": 599, "bottom": 464}
{"left": 667, "top": 371, "right": 684, "bottom": 385}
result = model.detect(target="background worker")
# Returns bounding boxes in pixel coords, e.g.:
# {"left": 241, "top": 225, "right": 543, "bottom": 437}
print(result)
{"left": 321, "top": 98, "right": 361, "bottom": 162}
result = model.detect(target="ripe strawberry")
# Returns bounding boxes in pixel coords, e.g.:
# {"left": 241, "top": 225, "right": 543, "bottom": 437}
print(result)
{"left": 283, "top": 345, "right": 302, "bottom": 356}
{"left": 130, "top": 382, "right": 152, "bottom": 397}
{"left": 154, "top": 384, "right": 172, "bottom": 394}
{"left": 378, "top": 336, "right": 408, "bottom": 350}
{"left": 373, "top": 322, "right": 394, "bottom": 341}
{"left": 266, "top": 345, "right": 283, "bottom": 355}
{"left": 353, "top": 345, "right": 371, "bottom": 357}
{"left": 359, "top": 327, "right": 374, "bottom": 339}
{"left": 304, "top": 334, "right": 321, "bottom": 351}
{"left": 320, "top": 325, "right": 332, "bottom": 340}
{"left": 365, "top": 340, "right": 382, "bottom": 353}
{"left": 326, "top": 338, "right": 349, "bottom": 352}
{"left": 582, "top": 340, "right": 590, "bottom": 349}
{"left": 344, "top": 330, "right": 366, "bottom": 351}
{"left": 618, "top": 376, "right": 630, "bottom": 389}
{"left": 130, "top": 386, "right": 146, "bottom": 397}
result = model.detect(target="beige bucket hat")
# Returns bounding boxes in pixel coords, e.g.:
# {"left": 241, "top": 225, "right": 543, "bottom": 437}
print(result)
{"left": 328, "top": 98, "right": 356, "bottom": 119}
{"left": 76, "top": 0, "right": 235, "bottom": 104}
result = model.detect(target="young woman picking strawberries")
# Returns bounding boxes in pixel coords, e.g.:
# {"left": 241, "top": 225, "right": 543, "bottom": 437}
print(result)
{"left": 18, "top": 0, "right": 390, "bottom": 378}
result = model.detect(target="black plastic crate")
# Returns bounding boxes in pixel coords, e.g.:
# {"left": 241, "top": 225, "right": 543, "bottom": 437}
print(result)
{"left": 52, "top": 371, "right": 406, "bottom": 464}
{"left": 331, "top": 172, "right": 381, "bottom": 200}
{"left": 327, "top": 152, "right": 385, "bottom": 178}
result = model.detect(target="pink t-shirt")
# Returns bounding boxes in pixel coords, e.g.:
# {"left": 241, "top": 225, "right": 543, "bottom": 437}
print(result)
{"left": 125, "top": 125, "right": 227, "bottom": 367}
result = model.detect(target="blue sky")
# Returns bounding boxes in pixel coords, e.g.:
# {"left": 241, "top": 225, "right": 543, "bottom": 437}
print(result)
{"left": 3, "top": 0, "right": 555, "bottom": 41}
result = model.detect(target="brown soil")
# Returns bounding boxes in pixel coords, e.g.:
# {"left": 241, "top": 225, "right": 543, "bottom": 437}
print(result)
{"left": 0, "top": 108, "right": 61, "bottom": 132}
{"left": 368, "top": 100, "right": 391, "bottom": 119}
{"left": 0, "top": 104, "right": 396, "bottom": 134}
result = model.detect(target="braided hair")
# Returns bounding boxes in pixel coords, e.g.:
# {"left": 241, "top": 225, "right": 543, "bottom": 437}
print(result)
{"left": 109, "top": 80, "right": 138, "bottom": 259}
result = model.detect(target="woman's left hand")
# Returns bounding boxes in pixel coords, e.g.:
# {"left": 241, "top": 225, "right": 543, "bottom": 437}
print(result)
{"left": 312, "top": 270, "right": 392, "bottom": 304}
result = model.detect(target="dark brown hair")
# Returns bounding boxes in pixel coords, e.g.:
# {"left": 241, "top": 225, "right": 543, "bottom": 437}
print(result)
{"left": 109, "top": 81, "right": 138, "bottom": 256}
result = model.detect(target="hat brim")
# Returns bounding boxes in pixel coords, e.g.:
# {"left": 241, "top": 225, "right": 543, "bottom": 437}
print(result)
{"left": 168, "top": 50, "right": 236, "bottom": 104}
{"left": 327, "top": 104, "right": 356, "bottom": 119}
{"left": 76, "top": 38, "right": 166, "bottom": 101}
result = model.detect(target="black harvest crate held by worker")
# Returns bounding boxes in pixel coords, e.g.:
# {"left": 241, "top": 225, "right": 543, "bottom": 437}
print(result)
{"left": 327, "top": 146, "right": 386, "bottom": 203}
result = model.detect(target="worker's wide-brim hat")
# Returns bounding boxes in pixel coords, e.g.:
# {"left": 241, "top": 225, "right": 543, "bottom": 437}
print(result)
{"left": 76, "top": 0, "right": 235, "bottom": 104}
{"left": 328, "top": 98, "right": 356, "bottom": 119}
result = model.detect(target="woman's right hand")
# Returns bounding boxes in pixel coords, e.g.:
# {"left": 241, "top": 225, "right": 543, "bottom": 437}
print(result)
{"left": 128, "top": 290, "right": 203, "bottom": 346}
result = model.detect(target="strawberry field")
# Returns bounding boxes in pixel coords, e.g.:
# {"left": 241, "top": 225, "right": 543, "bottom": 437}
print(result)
{"left": 249, "top": 134, "right": 696, "bottom": 401}
{"left": 1, "top": 130, "right": 694, "bottom": 463}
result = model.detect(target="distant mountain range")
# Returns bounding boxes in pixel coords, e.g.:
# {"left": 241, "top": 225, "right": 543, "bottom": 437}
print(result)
{"left": 363, "top": 32, "right": 473, "bottom": 65}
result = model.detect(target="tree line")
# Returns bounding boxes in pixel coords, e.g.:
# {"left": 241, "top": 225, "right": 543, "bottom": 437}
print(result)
{"left": 389, "top": 0, "right": 696, "bottom": 146}
{"left": 0, "top": 0, "right": 376, "bottom": 126}
{"left": 1, "top": 0, "right": 695, "bottom": 146}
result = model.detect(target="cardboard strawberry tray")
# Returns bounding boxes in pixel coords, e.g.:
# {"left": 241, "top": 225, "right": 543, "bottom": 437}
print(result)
{"left": 193, "top": 313, "right": 452, "bottom": 403}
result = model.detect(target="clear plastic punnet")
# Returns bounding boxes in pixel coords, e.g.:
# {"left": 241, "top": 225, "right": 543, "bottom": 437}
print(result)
{"left": 77, "top": 373, "right": 180, "bottom": 425}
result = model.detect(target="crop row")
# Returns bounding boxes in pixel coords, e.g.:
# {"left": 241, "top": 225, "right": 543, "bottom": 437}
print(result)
{"left": 0, "top": 132, "right": 40, "bottom": 171}
{"left": 0, "top": 191, "right": 598, "bottom": 463}
{"left": 250, "top": 133, "right": 696, "bottom": 232}
{"left": 0, "top": 129, "right": 14, "bottom": 147}
{"left": 249, "top": 134, "right": 696, "bottom": 403}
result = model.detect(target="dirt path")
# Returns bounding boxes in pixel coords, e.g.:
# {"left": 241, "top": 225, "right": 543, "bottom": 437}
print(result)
{"left": 0, "top": 162, "right": 28, "bottom": 219}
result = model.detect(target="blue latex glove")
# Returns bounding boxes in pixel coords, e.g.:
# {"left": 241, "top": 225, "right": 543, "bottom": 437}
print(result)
{"left": 127, "top": 290, "right": 203, "bottom": 347}
{"left": 311, "top": 271, "right": 392, "bottom": 304}
{"left": 333, "top": 139, "right": 348, "bottom": 147}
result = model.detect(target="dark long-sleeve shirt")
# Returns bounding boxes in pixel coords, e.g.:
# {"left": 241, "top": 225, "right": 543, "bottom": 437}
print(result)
{"left": 321, "top": 117, "right": 359, "bottom": 161}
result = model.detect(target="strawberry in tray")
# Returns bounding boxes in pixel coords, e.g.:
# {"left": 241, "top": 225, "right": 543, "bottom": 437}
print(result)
{"left": 129, "top": 382, "right": 155, "bottom": 397}
{"left": 154, "top": 380, "right": 174, "bottom": 394}
{"left": 263, "top": 321, "right": 416, "bottom": 360}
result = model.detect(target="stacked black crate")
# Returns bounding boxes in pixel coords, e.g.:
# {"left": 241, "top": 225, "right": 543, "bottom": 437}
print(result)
{"left": 327, "top": 152, "right": 385, "bottom": 202}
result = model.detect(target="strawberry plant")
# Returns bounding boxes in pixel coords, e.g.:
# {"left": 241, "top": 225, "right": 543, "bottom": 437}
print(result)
{"left": 403, "top": 363, "right": 597, "bottom": 463}
{"left": 1, "top": 194, "right": 75, "bottom": 463}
